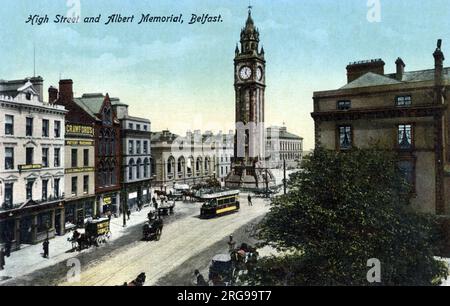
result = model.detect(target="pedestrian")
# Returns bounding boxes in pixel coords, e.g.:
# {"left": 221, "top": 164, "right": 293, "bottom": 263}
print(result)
{"left": 194, "top": 269, "right": 208, "bottom": 286}
{"left": 248, "top": 194, "right": 253, "bottom": 206}
{"left": 227, "top": 235, "right": 236, "bottom": 252}
{"left": 43, "top": 238, "right": 49, "bottom": 258}
{"left": 107, "top": 210, "right": 112, "bottom": 221}
{"left": 0, "top": 248, "right": 5, "bottom": 270}
{"left": 5, "top": 238, "right": 12, "bottom": 257}
{"left": 152, "top": 197, "right": 158, "bottom": 210}
{"left": 127, "top": 209, "right": 131, "bottom": 220}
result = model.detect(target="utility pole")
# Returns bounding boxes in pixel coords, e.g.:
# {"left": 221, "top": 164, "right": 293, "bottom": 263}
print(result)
{"left": 283, "top": 158, "right": 287, "bottom": 195}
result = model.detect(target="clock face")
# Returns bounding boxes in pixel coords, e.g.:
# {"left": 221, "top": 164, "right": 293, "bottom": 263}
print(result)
{"left": 256, "top": 67, "right": 263, "bottom": 81}
{"left": 239, "top": 66, "right": 252, "bottom": 80}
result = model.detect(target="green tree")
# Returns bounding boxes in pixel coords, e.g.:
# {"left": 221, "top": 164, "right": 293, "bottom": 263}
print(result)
{"left": 249, "top": 148, "right": 448, "bottom": 286}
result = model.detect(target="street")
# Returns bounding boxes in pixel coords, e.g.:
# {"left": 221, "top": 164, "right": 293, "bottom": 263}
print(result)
{"left": 1, "top": 194, "right": 270, "bottom": 286}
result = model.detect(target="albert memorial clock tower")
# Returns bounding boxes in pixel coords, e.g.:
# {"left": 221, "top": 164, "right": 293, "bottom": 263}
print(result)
{"left": 226, "top": 7, "right": 275, "bottom": 189}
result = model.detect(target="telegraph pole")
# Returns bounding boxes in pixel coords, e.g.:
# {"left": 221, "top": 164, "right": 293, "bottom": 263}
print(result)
{"left": 283, "top": 158, "right": 287, "bottom": 195}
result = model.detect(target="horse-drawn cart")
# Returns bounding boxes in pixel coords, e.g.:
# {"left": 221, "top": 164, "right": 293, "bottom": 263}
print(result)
{"left": 142, "top": 212, "right": 163, "bottom": 241}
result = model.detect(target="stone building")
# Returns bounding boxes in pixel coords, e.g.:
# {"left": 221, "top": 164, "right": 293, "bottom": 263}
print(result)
{"left": 151, "top": 130, "right": 222, "bottom": 189}
{"left": 53, "top": 80, "right": 96, "bottom": 230}
{"left": 73, "top": 93, "right": 122, "bottom": 216}
{"left": 112, "top": 99, "right": 152, "bottom": 211}
{"left": 266, "top": 126, "right": 303, "bottom": 169}
{"left": 226, "top": 8, "right": 275, "bottom": 189}
{"left": 0, "top": 77, "right": 66, "bottom": 249}
{"left": 311, "top": 40, "right": 450, "bottom": 215}
{"left": 214, "top": 131, "right": 234, "bottom": 185}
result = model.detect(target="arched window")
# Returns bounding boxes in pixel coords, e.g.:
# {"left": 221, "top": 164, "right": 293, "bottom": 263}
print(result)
{"left": 129, "top": 158, "right": 135, "bottom": 180}
{"left": 111, "top": 161, "right": 116, "bottom": 185}
{"left": 196, "top": 157, "right": 202, "bottom": 174}
{"left": 136, "top": 158, "right": 142, "bottom": 179}
{"left": 187, "top": 156, "right": 194, "bottom": 176}
{"left": 204, "top": 157, "right": 210, "bottom": 173}
{"left": 144, "top": 158, "right": 149, "bottom": 178}
{"left": 178, "top": 157, "right": 184, "bottom": 173}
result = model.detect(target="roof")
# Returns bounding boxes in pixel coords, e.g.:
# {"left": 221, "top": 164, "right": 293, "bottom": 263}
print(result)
{"left": 151, "top": 130, "right": 179, "bottom": 143}
{"left": 340, "top": 72, "right": 402, "bottom": 89}
{"left": 73, "top": 93, "right": 105, "bottom": 118}
{"left": 266, "top": 127, "right": 303, "bottom": 140}
{"left": 340, "top": 67, "right": 450, "bottom": 90}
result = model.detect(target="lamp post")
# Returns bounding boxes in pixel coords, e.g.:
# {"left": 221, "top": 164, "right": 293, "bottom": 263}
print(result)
{"left": 283, "top": 158, "right": 287, "bottom": 195}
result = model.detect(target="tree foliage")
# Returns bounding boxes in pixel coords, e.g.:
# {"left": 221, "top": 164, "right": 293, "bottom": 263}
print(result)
{"left": 250, "top": 148, "right": 448, "bottom": 285}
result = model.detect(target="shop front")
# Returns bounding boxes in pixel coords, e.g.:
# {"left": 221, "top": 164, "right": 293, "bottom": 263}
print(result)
{"left": 64, "top": 197, "right": 96, "bottom": 229}
{"left": 0, "top": 200, "right": 64, "bottom": 251}
{"left": 97, "top": 192, "right": 120, "bottom": 217}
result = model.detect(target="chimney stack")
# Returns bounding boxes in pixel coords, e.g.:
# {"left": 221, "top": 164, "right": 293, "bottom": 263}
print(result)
{"left": 48, "top": 86, "right": 58, "bottom": 103}
{"left": 59, "top": 79, "right": 73, "bottom": 103}
{"left": 395, "top": 58, "right": 405, "bottom": 81}
{"left": 346, "top": 59, "right": 385, "bottom": 83}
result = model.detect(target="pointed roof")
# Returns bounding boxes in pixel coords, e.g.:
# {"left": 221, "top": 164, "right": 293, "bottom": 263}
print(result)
{"left": 340, "top": 72, "right": 402, "bottom": 89}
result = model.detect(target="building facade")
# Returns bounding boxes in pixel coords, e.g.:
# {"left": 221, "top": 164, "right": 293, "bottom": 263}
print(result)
{"left": 73, "top": 93, "right": 122, "bottom": 216}
{"left": 151, "top": 130, "right": 221, "bottom": 189}
{"left": 312, "top": 40, "right": 450, "bottom": 215}
{"left": 55, "top": 80, "right": 97, "bottom": 228}
{"left": 112, "top": 99, "right": 152, "bottom": 211}
{"left": 214, "top": 131, "right": 234, "bottom": 184}
{"left": 266, "top": 126, "right": 303, "bottom": 169}
{"left": 0, "top": 77, "right": 66, "bottom": 249}
{"left": 226, "top": 8, "right": 275, "bottom": 189}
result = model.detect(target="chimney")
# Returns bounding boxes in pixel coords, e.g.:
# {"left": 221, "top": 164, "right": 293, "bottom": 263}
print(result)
{"left": 48, "top": 86, "right": 58, "bottom": 103}
{"left": 395, "top": 58, "right": 405, "bottom": 81}
{"left": 59, "top": 79, "right": 73, "bottom": 102}
{"left": 433, "top": 39, "right": 445, "bottom": 87}
{"left": 346, "top": 59, "right": 385, "bottom": 83}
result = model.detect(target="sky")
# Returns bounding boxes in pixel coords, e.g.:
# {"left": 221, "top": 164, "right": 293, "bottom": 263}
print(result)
{"left": 1, "top": 0, "right": 450, "bottom": 150}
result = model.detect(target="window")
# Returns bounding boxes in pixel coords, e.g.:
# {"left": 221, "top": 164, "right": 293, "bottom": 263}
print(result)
{"left": 4, "top": 183, "right": 13, "bottom": 209}
{"left": 54, "top": 121, "right": 61, "bottom": 138}
{"left": 136, "top": 124, "right": 141, "bottom": 131}
{"left": 129, "top": 140, "right": 134, "bottom": 155}
{"left": 398, "top": 159, "right": 415, "bottom": 192}
{"left": 42, "top": 180, "right": 48, "bottom": 201}
{"left": 71, "top": 176, "right": 77, "bottom": 195}
{"left": 136, "top": 159, "right": 141, "bottom": 179}
{"left": 83, "top": 176, "right": 89, "bottom": 194}
{"left": 5, "top": 147, "right": 14, "bottom": 170}
{"left": 26, "top": 117, "right": 33, "bottom": 136}
{"left": 71, "top": 149, "right": 78, "bottom": 168}
{"left": 54, "top": 179, "right": 60, "bottom": 198}
{"left": 5, "top": 115, "right": 13, "bottom": 135}
{"left": 83, "top": 149, "right": 89, "bottom": 167}
{"left": 398, "top": 124, "right": 413, "bottom": 149}
{"left": 26, "top": 181, "right": 33, "bottom": 200}
{"left": 144, "top": 125, "right": 148, "bottom": 131}
{"left": 129, "top": 159, "right": 134, "bottom": 180}
{"left": 144, "top": 159, "right": 149, "bottom": 178}
{"left": 143, "top": 141, "right": 148, "bottom": 154}
{"left": 337, "top": 100, "right": 351, "bottom": 110}
{"left": 136, "top": 141, "right": 141, "bottom": 154}
{"left": 338, "top": 126, "right": 352, "bottom": 150}
{"left": 26, "top": 148, "right": 34, "bottom": 165}
{"left": 396, "top": 95, "right": 412, "bottom": 107}
{"left": 42, "top": 148, "right": 49, "bottom": 168}
{"left": 128, "top": 123, "right": 133, "bottom": 130}
{"left": 42, "top": 119, "right": 49, "bottom": 137}
{"left": 54, "top": 148, "right": 60, "bottom": 167}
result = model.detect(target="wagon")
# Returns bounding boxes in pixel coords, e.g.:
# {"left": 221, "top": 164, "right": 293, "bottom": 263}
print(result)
{"left": 83, "top": 218, "right": 111, "bottom": 246}
{"left": 142, "top": 212, "right": 163, "bottom": 241}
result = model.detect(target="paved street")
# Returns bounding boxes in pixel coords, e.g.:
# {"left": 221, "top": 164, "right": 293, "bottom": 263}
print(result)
{"left": 1, "top": 193, "right": 270, "bottom": 286}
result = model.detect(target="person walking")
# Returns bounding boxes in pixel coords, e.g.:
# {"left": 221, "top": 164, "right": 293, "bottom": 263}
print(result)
{"left": 0, "top": 248, "right": 5, "bottom": 270}
{"left": 227, "top": 235, "right": 236, "bottom": 252}
{"left": 127, "top": 209, "right": 131, "bottom": 220}
{"left": 194, "top": 269, "right": 208, "bottom": 286}
{"left": 42, "top": 239, "right": 49, "bottom": 258}
{"left": 248, "top": 194, "right": 253, "bottom": 206}
{"left": 5, "top": 238, "right": 11, "bottom": 257}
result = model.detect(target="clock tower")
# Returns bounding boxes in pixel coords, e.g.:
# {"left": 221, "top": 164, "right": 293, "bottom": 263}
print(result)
{"left": 226, "top": 7, "right": 275, "bottom": 189}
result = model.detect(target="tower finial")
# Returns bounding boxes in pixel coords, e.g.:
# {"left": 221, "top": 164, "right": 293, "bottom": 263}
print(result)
{"left": 248, "top": 0, "right": 252, "bottom": 15}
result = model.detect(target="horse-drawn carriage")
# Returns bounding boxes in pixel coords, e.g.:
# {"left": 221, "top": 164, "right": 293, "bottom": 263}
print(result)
{"left": 142, "top": 212, "right": 163, "bottom": 241}
{"left": 69, "top": 218, "right": 111, "bottom": 251}
{"left": 157, "top": 200, "right": 175, "bottom": 216}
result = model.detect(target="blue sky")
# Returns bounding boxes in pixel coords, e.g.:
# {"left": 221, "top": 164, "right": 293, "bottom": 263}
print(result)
{"left": 1, "top": 0, "right": 450, "bottom": 150}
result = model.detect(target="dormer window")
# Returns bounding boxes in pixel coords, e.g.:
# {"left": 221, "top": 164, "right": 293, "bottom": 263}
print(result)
{"left": 337, "top": 100, "right": 351, "bottom": 110}
{"left": 396, "top": 95, "right": 412, "bottom": 107}
{"left": 26, "top": 93, "right": 32, "bottom": 100}
{"left": 103, "top": 107, "right": 112, "bottom": 125}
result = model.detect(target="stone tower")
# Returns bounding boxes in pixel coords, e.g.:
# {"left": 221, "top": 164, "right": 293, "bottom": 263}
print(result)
{"left": 225, "top": 8, "right": 275, "bottom": 189}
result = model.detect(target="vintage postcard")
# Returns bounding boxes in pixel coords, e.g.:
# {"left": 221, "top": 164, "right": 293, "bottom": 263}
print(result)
{"left": 0, "top": 0, "right": 450, "bottom": 296}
